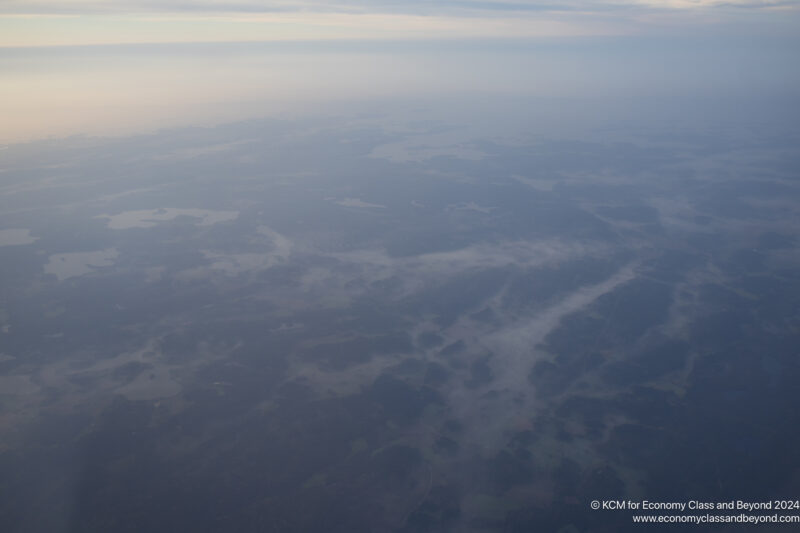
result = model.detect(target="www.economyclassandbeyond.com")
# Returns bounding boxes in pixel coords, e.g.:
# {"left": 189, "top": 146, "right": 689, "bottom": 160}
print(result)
{"left": 589, "top": 499, "right": 800, "bottom": 525}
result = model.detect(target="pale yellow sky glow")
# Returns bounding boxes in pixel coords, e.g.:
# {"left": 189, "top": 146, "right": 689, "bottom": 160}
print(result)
{"left": 1, "top": 0, "right": 796, "bottom": 47}
{"left": 0, "top": 12, "right": 633, "bottom": 47}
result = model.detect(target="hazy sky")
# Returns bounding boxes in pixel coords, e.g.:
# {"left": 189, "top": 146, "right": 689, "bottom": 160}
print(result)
{"left": 1, "top": 0, "right": 798, "bottom": 142}
{"left": 2, "top": 0, "right": 798, "bottom": 45}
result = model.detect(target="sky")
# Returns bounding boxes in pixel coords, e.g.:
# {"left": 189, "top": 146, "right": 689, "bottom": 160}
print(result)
{"left": 1, "top": 0, "right": 799, "bottom": 45}
{"left": 0, "top": 0, "right": 798, "bottom": 142}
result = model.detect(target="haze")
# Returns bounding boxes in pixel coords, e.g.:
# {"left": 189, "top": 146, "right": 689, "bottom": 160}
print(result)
{"left": 1, "top": 2, "right": 800, "bottom": 533}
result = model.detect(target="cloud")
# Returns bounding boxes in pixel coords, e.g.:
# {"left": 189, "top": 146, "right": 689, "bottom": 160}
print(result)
{"left": 331, "top": 197, "right": 386, "bottom": 209}
{"left": 442, "top": 260, "right": 639, "bottom": 450}
{"left": 1, "top": 0, "right": 794, "bottom": 16}
{"left": 44, "top": 248, "right": 119, "bottom": 281}
{"left": 316, "top": 239, "right": 612, "bottom": 302}
{"left": 0, "top": 228, "right": 38, "bottom": 246}
{"left": 96, "top": 208, "right": 238, "bottom": 230}
{"left": 2, "top": 0, "right": 796, "bottom": 47}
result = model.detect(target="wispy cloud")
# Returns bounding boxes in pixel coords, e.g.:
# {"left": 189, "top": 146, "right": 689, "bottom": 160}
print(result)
{"left": 1, "top": 0, "right": 796, "bottom": 46}
{"left": 1, "top": 0, "right": 795, "bottom": 16}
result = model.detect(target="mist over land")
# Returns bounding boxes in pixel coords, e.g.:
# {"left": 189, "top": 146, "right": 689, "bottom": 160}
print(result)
{"left": 1, "top": 2, "right": 800, "bottom": 531}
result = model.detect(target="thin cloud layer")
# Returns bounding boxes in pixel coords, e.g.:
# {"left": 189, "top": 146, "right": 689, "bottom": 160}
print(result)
{"left": 1, "top": 0, "right": 797, "bottom": 47}
{"left": 1, "top": 0, "right": 795, "bottom": 16}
